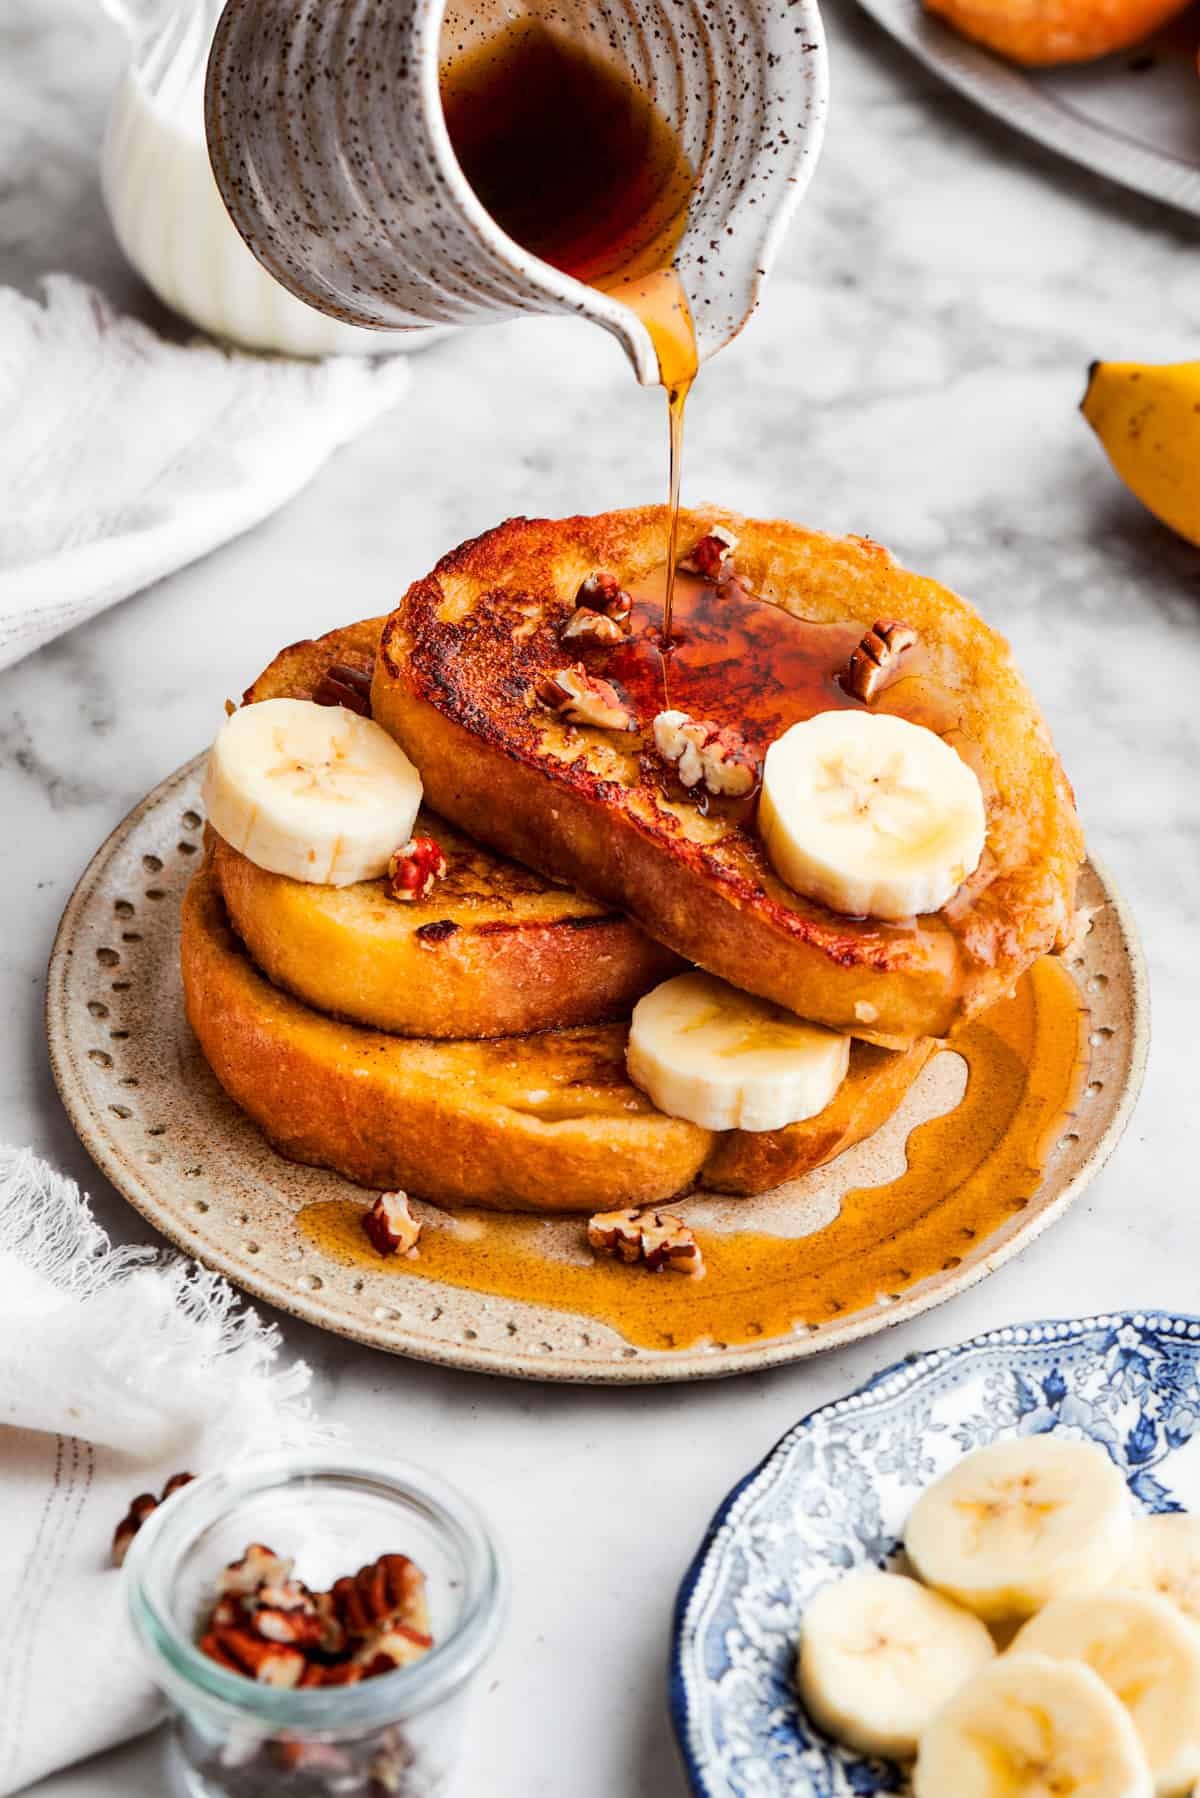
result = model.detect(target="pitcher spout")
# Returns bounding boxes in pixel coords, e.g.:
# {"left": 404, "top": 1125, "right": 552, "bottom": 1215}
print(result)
{"left": 204, "top": 0, "right": 828, "bottom": 378}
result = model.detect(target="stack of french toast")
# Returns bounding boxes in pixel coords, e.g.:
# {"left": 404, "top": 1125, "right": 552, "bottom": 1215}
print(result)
{"left": 182, "top": 506, "right": 1084, "bottom": 1229}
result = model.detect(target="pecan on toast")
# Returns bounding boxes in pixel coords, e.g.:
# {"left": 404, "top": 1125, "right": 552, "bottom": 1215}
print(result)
{"left": 372, "top": 509, "right": 1084, "bottom": 1045}
{"left": 183, "top": 858, "right": 935, "bottom": 1211}
{"left": 214, "top": 621, "right": 678, "bottom": 1037}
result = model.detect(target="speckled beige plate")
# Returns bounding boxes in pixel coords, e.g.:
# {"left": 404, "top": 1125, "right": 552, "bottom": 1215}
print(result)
{"left": 46, "top": 756, "right": 1148, "bottom": 1383}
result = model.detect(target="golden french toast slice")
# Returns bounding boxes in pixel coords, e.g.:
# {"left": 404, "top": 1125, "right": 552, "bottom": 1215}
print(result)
{"left": 373, "top": 508, "right": 1084, "bottom": 1044}
{"left": 215, "top": 620, "right": 678, "bottom": 1037}
{"left": 183, "top": 857, "right": 934, "bottom": 1210}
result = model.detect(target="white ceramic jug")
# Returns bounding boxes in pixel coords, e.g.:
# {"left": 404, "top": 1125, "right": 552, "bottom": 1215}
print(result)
{"left": 204, "top": 0, "right": 829, "bottom": 382}
{"left": 97, "top": 0, "right": 427, "bottom": 354}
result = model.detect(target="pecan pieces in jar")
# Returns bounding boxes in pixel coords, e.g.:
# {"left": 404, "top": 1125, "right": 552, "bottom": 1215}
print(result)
{"left": 196, "top": 1545, "right": 433, "bottom": 1691}
{"left": 587, "top": 1207, "right": 705, "bottom": 1277}
{"left": 535, "top": 664, "right": 638, "bottom": 733}
{"left": 843, "top": 620, "right": 918, "bottom": 703}
{"left": 653, "top": 710, "right": 759, "bottom": 799}
{"left": 333, "top": 1552, "right": 434, "bottom": 1677}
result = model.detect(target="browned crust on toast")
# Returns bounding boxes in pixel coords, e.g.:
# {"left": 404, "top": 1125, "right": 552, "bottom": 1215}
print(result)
{"left": 224, "top": 620, "right": 678, "bottom": 1036}
{"left": 374, "top": 509, "right": 1084, "bottom": 1044}
{"left": 182, "top": 858, "right": 934, "bottom": 1210}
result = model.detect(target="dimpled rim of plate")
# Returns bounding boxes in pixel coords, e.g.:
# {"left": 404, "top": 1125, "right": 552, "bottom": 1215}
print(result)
{"left": 46, "top": 754, "right": 1148, "bottom": 1384}
{"left": 670, "top": 1309, "right": 1198, "bottom": 1795}
{"left": 854, "top": 0, "right": 1200, "bottom": 218}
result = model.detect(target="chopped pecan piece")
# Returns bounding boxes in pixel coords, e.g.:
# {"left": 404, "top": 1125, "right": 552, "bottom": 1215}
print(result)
{"left": 363, "top": 1191, "right": 422, "bottom": 1258}
{"left": 844, "top": 619, "right": 918, "bottom": 703}
{"left": 300, "top": 1659, "right": 365, "bottom": 1689}
{"left": 587, "top": 1207, "right": 705, "bottom": 1277}
{"left": 369, "top": 1740, "right": 417, "bottom": 1792}
{"left": 312, "top": 659, "right": 374, "bottom": 717}
{"left": 199, "top": 1625, "right": 307, "bottom": 1688}
{"left": 563, "top": 572, "right": 634, "bottom": 645}
{"left": 112, "top": 1494, "right": 158, "bottom": 1569}
{"left": 332, "top": 1554, "right": 432, "bottom": 1642}
{"left": 577, "top": 570, "right": 632, "bottom": 619}
{"left": 653, "top": 710, "right": 759, "bottom": 798}
{"left": 386, "top": 835, "right": 448, "bottom": 903}
{"left": 535, "top": 663, "right": 638, "bottom": 732}
{"left": 267, "top": 1739, "right": 354, "bottom": 1778}
{"left": 218, "top": 1543, "right": 293, "bottom": 1599}
{"left": 354, "top": 1624, "right": 434, "bottom": 1678}
{"left": 112, "top": 1472, "right": 195, "bottom": 1567}
{"left": 562, "top": 606, "right": 627, "bottom": 647}
{"left": 313, "top": 1589, "right": 348, "bottom": 1658}
{"left": 251, "top": 1580, "right": 327, "bottom": 1650}
{"left": 680, "top": 525, "right": 738, "bottom": 579}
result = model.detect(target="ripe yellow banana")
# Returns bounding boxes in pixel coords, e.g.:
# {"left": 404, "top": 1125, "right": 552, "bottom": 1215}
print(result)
{"left": 1082, "top": 359, "right": 1200, "bottom": 546}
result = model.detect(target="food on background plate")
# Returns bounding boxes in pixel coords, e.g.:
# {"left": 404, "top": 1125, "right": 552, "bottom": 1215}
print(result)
{"left": 1013, "top": 1592, "right": 1200, "bottom": 1794}
{"left": 796, "top": 1568, "right": 995, "bottom": 1757}
{"left": 922, "top": 0, "right": 1190, "bottom": 66}
{"left": 914, "top": 1653, "right": 1152, "bottom": 1798}
{"left": 371, "top": 507, "right": 1083, "bottom": 1046}
{"left": 1110, "top": 1514, "right": 1200, "bottom": 1628}
{"left": 904, "top": 1434, "right": 1133, "bottom": 1618}
{"left": 795, "top": 1436, "right": 1200, "bottom": 1797}
{"left": 1083, "top": 358, "right": 1200, "bottom": 551}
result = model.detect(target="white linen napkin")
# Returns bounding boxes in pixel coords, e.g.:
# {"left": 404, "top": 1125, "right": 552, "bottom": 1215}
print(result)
{"left": 0, "top": 275, "right": 411, "bottom": 673}
{"left": 0, "top": 1144, "right": 332, "bottom": 1796}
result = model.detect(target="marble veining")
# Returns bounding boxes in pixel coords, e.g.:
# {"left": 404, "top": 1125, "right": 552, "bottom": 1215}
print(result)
{"left": 3, "top": 1, "right": 1200, "bottom": 1793}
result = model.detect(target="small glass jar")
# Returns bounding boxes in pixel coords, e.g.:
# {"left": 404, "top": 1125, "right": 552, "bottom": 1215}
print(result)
{"left": 125, "top": 1453, "right": 505, "bottom": 1798}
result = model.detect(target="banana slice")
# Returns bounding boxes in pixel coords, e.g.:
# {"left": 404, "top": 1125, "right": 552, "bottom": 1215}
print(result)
{"left": 796, "top": 1568, "right": 995, "bottom": 1758}
{"left": 1013, "top": 1592, "right": 1200, "bottom": 1797}
{"left": 914, "top": 1652, "right": 1153, "bottom": 1798}
{"left": 625, "top": 970, "right": 850, "bottom": 1132}
{"left": 759, "top": 710, "right": 986, "bottom": 920}
{"left": 1111, "top": 1514, "right": 1200, "bottom": 1632}
{"left": 904, "top": 1436, "right": 1132, "bottom": 1620}
{"left": 202, "top": 698, "right": 422, "bottom": 887}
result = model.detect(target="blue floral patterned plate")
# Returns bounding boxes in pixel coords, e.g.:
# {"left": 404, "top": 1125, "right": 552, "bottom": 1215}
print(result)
{"left": 671, "top": 1311, "right": 1200, "bottom": 1796}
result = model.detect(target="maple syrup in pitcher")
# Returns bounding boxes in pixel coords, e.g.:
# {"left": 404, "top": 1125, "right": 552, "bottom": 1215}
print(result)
{"left": 439, "top": 16, "right": 699, "bottom": 641}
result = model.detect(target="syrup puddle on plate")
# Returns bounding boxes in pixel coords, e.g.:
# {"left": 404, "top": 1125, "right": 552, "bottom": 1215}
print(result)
{"left": 299, "top": 956, "right": 1089, "bottom": 1353}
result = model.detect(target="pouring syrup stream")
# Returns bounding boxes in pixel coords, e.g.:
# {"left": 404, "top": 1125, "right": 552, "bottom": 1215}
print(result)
{"left": 607, "top": 268, "right": 699, "bottom": 646}
{"left": 440, "top": 19, "right": 699, "bottom": 652}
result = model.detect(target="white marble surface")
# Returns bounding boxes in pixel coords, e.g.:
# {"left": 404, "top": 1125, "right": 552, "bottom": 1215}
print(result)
{"left": 4, "top": 2, "right": 1200, "bottom": 1794}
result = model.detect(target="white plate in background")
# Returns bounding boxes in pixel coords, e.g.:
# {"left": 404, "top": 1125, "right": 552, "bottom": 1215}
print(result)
{"left": 855, "top": 4, "right": 1200, "bottom": 215}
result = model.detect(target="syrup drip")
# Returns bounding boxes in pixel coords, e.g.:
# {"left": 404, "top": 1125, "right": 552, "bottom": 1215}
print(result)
{"left": 439, "top": 19, "right": 699, "bottom": 657}
{"left": 300, "top": 957, "right": 1090, "bottom": 1354}
{"left": 606, "top": 270, "right": 700, "bottom": 647}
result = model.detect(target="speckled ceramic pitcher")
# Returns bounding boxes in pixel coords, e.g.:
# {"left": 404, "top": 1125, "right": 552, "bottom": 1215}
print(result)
{"left": 204, "top": 0, "right": 828, "bottom": 382}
